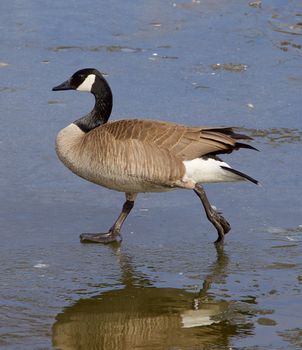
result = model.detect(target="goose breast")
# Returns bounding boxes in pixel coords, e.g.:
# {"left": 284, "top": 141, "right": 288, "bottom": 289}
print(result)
{"left": 56, "top": 123, "right": 186, "bottom": 193}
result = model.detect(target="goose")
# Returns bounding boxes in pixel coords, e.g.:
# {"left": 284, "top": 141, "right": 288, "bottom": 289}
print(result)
{"left": 52, "top": 68, "right": 258, "bottom": 244}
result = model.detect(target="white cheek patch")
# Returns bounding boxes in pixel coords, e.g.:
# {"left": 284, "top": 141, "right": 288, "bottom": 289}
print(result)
{"left": 76, "top": 74, "right": 96, "bottom": 92}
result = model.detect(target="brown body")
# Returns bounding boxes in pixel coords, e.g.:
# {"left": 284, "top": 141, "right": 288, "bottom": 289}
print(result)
{"left": 56, "top": 119, "right": 249, "bottom": 193}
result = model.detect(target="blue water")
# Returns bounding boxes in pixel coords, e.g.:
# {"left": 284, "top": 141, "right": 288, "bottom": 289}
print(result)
{"left": 0, "top": 1, "right": 301, "bottom": 349}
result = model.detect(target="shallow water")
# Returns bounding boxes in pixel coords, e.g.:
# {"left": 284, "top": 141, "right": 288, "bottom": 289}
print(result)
{"left": 1, "top": 0, "right": 302, "bottom": 349}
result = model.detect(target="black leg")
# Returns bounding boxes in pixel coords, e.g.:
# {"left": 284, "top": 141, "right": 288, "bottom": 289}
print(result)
{"left": 80, "top": 193, "right": 137, "bottom": 244}
{"left": 193, "top": 184, "right": 231, "bottom": 243}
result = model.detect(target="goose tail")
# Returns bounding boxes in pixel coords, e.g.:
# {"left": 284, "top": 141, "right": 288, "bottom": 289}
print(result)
{"left": 220, "top": 166, "right": 259, "bottom": 185}
{"left": 183, "top": 157, "right": 259, "bottom": 185}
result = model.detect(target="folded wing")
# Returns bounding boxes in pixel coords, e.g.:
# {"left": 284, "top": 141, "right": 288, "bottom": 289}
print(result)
{"left": 101, "top": 119, "right": 256, "bottom": 161}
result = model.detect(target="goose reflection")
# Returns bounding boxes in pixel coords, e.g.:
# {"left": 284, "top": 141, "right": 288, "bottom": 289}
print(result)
{"left": 52, "top": 246, "right": 254, "bottom": 349}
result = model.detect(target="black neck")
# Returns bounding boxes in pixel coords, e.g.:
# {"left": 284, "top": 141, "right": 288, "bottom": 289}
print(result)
{"left": 74, "top": 77, "right": 112, "bottom": 133}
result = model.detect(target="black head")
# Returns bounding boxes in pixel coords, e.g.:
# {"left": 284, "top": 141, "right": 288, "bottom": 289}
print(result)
{"left": 52, "top": 68, "right": 113, "bottom": 130}
{"left": 52, "top": 68, "right": 104, "bottom": 92}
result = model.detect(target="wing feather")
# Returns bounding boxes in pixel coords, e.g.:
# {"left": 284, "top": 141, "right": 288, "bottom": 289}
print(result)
{"left": 99, "top": 119, "right": 255, "bottom": 160}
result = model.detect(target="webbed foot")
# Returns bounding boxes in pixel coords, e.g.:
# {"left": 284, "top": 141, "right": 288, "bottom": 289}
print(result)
{"left": 194, "top": 184, "right": 232, "bottom": 244}
{"left": 207, "top": 206, "right": 231, "bottom": 243}
{"left": 209, "top": 209, "right": 231, "bottom": 244}
{"left": 214, "top": 209, "right": 231, "bottom": 235}
{"left": 80, "top": 231, "right": 121, "bottom": 244}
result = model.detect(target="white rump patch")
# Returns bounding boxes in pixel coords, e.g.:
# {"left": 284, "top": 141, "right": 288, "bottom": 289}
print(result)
{"left": 181, "top": 309, "right": 219, "bottom": 328}
{"left": 183, "top": 157, "right": 244, "bottom": 184}
{"left": 76, "top": 74, "right": 96, "bottom": 92}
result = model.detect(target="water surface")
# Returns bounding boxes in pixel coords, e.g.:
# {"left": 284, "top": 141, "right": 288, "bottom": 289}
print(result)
{"left": 0, "top": 0, "right": 301, "bottom": 349}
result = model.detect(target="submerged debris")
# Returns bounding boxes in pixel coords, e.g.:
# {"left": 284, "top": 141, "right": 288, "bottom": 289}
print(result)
{"left": 249, "top": 1, "right": 262, "bottom": 8}
{"left": 0, "top": 87, "right": 18, "bottom": 93}
{"left": 278, "top": 40, "right": 302, "bottom": 51}
{"left": 0, "top": 62, "right": 10, "bottom": 68}
{"left": 242, "top": 128, "right": 302, "bottom": 145}
{"left": 210, "top": 63, "right": 248, "bottom": 72}
{"left": 257, "top": 317, "right": 277, "bottom": 326}
{"left": 278, "top": 328, "right": 302, "bottom": 348}
{"left": 150, "top": 22, "right": 161, "bottom": 27}
{"left": 48, "top": 45, "right": 143, "bottom": 53}
{"left": 270, "top": 18, "right": 302, "bottom": 36}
